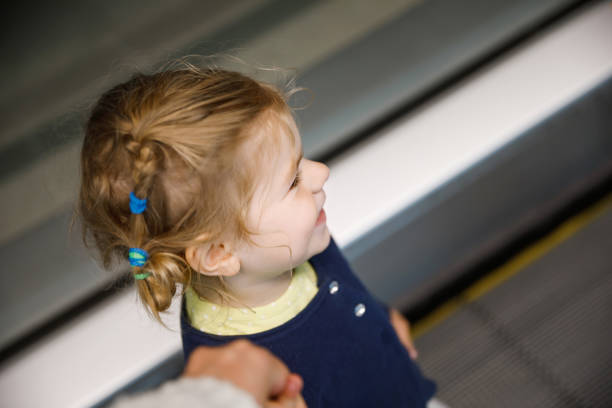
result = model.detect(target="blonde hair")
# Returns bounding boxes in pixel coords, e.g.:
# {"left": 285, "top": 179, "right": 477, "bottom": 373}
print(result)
{"left": 78, "top": 64, "right": 296, "bottom": 321}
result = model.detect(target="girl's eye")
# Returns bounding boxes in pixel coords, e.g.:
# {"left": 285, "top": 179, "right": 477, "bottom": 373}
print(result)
{"left": 290, "top": 170, "right": 301, "bottom": 190}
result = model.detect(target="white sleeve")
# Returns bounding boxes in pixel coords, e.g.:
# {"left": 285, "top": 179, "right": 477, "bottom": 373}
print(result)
{"left": 109, "top": 376, "right": 260, "bottom": 408}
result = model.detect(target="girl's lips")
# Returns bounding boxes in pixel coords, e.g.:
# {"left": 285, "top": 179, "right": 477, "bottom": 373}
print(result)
{"left": 315, "top": 208, "right": 326, "bottom": 226}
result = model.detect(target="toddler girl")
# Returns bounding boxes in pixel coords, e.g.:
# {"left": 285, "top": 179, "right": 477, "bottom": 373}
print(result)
{"left": 79, "top": 64, "right": 437, "bottom": 407}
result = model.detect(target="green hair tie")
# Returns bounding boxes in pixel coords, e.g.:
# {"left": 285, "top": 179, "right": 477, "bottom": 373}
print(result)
{"left": 134, "top": 272, "right": 152, "bottom": 280}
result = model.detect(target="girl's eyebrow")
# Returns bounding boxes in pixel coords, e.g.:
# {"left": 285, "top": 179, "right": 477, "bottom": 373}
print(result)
{"left": 285, "top": 150, "right": 303, "bottom": 186}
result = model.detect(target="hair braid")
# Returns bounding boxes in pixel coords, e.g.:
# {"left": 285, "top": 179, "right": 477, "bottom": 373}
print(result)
{"left": 126, "top": 137, "right": 159, "bottom": 198}
{"left": 123, "top": 124, "right": 173, "bottom": 315}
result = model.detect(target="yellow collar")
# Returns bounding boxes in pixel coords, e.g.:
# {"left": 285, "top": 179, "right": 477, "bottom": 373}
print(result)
{"left": 186, "top": 262, "right": 318, "bottom": 335}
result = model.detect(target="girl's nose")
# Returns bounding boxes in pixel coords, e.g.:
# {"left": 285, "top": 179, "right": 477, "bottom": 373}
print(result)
{"left": 310, "top": 160, "right": 329, "bottom": 192}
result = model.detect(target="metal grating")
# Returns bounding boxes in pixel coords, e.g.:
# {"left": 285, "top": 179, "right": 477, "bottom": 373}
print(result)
{"left": 416, "top": 203, "right": 612, "bottom": 407}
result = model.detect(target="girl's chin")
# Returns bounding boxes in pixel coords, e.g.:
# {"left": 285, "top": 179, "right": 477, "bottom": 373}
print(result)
{"left": 312, "top": 228, "right": 331, "bottom": 253}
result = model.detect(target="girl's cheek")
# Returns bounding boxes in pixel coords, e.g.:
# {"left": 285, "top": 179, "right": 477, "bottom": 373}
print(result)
{"left": 296, "top": 190, "right": 312, "bottom": 208}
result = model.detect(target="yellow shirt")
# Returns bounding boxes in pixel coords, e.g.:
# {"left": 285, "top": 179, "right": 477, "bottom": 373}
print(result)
{"left": 185, "top": 262, "right": 318, "bottom": 335}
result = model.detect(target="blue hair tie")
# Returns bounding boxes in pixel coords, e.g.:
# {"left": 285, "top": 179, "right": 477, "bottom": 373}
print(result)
{"left": 129, "top": 192, "right": 147, "bottom": 214}
{"left": 128, "top": 247, "right": 149, "bottom": 267}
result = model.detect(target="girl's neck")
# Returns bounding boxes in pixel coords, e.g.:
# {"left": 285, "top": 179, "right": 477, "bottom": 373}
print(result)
{"left": 202, "top": 269, "right": 293, "bottom": 308}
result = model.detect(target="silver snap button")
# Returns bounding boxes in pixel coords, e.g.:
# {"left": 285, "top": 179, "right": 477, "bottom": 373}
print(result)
{"left": 354, "top": 303, "right": 366, "bottom": 317}
{"left": 329, "top": 281, "right": 339, "bottom": 294}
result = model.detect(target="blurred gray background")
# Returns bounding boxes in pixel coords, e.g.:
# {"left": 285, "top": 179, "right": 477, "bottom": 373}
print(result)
{"left": 2, "top": 1, "right": 611, "bottom": 407}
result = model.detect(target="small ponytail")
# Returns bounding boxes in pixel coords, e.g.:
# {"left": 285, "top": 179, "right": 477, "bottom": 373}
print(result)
{"left": 135, "top": 251, "right": 191, "bottom": 321}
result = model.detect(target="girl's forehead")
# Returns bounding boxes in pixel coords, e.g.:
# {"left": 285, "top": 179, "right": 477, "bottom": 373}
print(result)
{"left": 243, "top": 112, "right": 300, "bottom": 211}
{"left": 266, "top": 110, "right": 299, "bottom": 145}
{"left": 249, "top": 110, "right": 300, "bottom": 159}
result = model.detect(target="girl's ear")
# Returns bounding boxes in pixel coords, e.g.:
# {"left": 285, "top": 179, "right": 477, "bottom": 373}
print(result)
{"left": 185, "top": 242, "right": 240, "bottom": 277}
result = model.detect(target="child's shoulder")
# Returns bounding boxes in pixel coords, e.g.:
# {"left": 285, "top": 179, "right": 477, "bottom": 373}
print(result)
{"left": 310, "top": 236, "right": 354, "bottom": 278}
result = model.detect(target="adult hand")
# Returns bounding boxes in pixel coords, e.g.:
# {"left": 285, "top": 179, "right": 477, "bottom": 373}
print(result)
{"left": 182, "top": 340, "right": 306, "bottom": 407}
{"left": 389, "top": 308, "right": 418, "bottom": 360}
